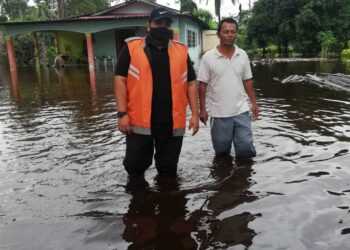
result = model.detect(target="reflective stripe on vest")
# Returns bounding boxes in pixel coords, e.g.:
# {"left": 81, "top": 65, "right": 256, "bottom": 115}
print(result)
{"left": 126, "top": 38, "right": 188, "bottom": 136}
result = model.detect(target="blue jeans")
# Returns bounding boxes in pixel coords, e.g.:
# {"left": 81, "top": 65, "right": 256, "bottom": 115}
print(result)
{"left": 210, "top": 112, "right": 256, "bottom": 158}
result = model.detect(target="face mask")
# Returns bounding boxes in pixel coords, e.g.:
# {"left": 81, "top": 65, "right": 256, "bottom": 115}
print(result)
{"left": 149, "top": 27, "right": 173, "bottom": 47}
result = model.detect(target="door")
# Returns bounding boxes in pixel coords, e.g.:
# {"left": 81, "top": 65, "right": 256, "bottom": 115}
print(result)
{"left": 115, "top": 29, "right": 136, "bottom": 57}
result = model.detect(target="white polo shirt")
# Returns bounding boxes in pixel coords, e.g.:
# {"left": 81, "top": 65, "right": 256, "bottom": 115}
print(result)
{"left": 198, "top": 44, "right": 252, "bottom": 117}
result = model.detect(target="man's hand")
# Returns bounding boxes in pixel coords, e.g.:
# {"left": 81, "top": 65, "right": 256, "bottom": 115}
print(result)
{"left": 118, "top": 115, "right": 132, "bottom": 134}
{"left": 188, "top": 116, "right": 199, "bottom": 135}
{"left": 251, "top": 103, "right": 259, "bottom": 120}
{"left": 199, "top": 109, "right": 208, "bottom": 125}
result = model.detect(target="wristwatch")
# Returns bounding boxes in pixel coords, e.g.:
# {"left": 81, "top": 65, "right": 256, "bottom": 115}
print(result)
{"left": 117, "top": 111, "right": 127, "bottom": 118}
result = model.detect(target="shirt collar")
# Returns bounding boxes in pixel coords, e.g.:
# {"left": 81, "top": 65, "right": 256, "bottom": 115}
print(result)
{"left": 215, "top": 44, "right": 241, "bottom": 58}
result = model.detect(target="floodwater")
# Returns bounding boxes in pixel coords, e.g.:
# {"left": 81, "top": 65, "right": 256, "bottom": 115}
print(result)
{"left": 0, "top": 60, "right": 349, "bottom": 250}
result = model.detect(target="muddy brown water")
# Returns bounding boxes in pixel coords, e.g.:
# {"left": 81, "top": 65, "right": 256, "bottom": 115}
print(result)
{"left": 0, "top": 60, "right": 349, "bottom": 250}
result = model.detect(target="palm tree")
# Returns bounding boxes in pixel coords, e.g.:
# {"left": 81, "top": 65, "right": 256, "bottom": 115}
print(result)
{"left": 199, "top": 0, "right": 238, "bottom": 21}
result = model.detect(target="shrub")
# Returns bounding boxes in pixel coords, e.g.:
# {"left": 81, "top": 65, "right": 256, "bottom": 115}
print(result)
{"left": 341, "top": 49, "right": 350, "bottom": 61}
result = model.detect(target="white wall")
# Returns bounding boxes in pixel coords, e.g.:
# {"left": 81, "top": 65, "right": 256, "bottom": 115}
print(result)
{"left": 202, "top": 30, "right": 219, "bottom": 53}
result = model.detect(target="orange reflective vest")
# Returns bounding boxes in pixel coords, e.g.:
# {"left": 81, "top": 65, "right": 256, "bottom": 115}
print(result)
{"left": 126, "top": 37, "right": 189, "bottom": 136}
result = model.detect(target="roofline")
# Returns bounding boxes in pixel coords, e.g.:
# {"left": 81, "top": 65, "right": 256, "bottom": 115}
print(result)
{"left": 1, "top": 14, "right": 209, "bottom": 29}
{"left": 75, "top": 0, "right": 180, "bottom": 18}
{"left": 0, "top": 16, "right": 149, "bottom": 26}
{"left": 0, "top": 0, "right": 209, "bottom": 29}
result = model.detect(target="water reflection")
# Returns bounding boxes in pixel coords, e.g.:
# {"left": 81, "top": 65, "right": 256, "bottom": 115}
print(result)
{"left": 10, "top": 70, "right": 21, "bottom": 103}
{"left": 89, "top": 68, "right": 98, "bottom": 107}
{"left": 123, "top": 176, "right": 195, "bottom": 250}
{"left": 193, "top": 156, "right": 257, "bottom": 249}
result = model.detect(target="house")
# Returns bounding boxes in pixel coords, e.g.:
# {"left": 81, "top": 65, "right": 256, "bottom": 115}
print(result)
{"left": 0, "top": 0, "right": 209, "bottom": 73}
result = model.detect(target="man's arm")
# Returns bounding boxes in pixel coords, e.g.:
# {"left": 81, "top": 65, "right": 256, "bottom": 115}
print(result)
{"left": 187, "top": 81, "right": 199, "bottom": 135}
{"left": 243, "top": 79, "right": 259, "bottom": 120}
{"left": 115, "top": 76, "right": 127, "bottom": 112}
{"left": 198, "top": 81, "right": 208, "bottom": 125}
{"left": 197, "top": 54, "right": 210, "bottom": 125}
{"left": 114, "top": 44, "right": 132, "bottom": 134}
{"left": 115, "top": 76, "right": 132, "bottom": 134}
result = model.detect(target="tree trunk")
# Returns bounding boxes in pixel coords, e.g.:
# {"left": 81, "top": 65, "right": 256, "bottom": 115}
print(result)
{"left": 57, "top": 0, "right": 67, "bottom": 19}
{"left": 284, "top": 41, "right": 289, "bottom": 57}
{"left": 33, "top": 32, "right": 41, "bottom": 67}
{"left": 215, "top": 0, "right": 221, "bottom": 21}
{"left": 278, "top": 42, "right": 282, "bottom": 57}
{"left": 262, "top": 46, "right": 266, "bottom": 57}
{"left": 39, "top": 35, "right": 48, "bottom": 66}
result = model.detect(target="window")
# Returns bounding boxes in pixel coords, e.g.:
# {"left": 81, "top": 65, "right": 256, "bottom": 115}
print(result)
{"left": 186, "top": 30, "right": 197, "bottom": 48}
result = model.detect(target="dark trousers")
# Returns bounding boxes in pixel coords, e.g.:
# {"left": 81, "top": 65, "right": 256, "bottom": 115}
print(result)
{"left": 123, "top": 123, "right": 183, "bottom": 176}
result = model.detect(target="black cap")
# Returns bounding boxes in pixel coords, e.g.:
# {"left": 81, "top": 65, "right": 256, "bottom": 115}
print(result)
{"left": 149, "top": 7, "right": 173, "bottom": 23}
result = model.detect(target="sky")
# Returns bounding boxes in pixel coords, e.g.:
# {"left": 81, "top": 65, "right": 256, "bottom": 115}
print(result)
{"left": 156, "top": 0, "right": 255, "bottom": 19}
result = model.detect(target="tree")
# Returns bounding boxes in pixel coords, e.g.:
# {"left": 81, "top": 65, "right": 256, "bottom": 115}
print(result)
{"left": 326, "top": 0, "right": 350, "bottom": 49}
{"left": 2, "top": 0, "right": 29, "bottom": 21}
{"left": 0, "top": 16, "right": 7, "bottom": 22}
{"left": 66, "top": 0, "right": 110, "bottom": 17}
{"left": 180, "top": 0, "right": 197, "bottom": 13}
{"left": 246, "top": 0, "right": 277, "bottom": 57}
{"left": 192, "top": 8, "right": 217, "bottom": 29}
{"left": 295, "top": 6, "right": 321, "bottom": 55}
{"left": 214, "top": 0, "right": 238, "bottom": 21}
{"left": 57, "top": 0, "right": 67, "bottom": 19}
{"left": 199, "top": 0, "right": 238, "bottom": 21}
{"left": 275, "top": 0, "right": 309, "bottom": 56}
{"left": 317, "top": 31, "right": 337, "bottom": 56}
{"left": 31, "top": 1, "right": 57, "bottom": 21}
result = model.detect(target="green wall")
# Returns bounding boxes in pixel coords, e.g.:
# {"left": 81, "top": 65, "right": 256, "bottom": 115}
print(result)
{"left": 57, "top": 31, "right": 85, "bottom": 64}
{"left": 94, "top": 30, "right": 116, "bottom": 60}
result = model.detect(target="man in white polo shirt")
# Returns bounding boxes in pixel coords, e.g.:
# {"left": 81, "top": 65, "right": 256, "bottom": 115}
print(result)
{"left": 198, "top": 17, "right": 259, "bottom": 158}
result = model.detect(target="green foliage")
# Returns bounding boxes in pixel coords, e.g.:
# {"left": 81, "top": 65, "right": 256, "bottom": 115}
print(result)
{"left": 295, "top": 6, "right": 322, "bottom": 54}
{"left": 236, "top": 25, "right": 247, "bottom": 49}
{"left": 2, "top": 0, "right": 29, "bottom": 21}
{"left": 46, "top": 45, "right": 56, "bottom": 65}
{"left": 246, "top": 0, "right": 350, "bottom": 57}
{"left": 316, "top": 31, "right": 337, "bottom": 56}
{"left": 0, "top": 16, "right": 7, "bottom": 22}
{"left": 266, "top": 44, "right": 279, "bottom": 53}
{"left": 341, "top": 49, "right": 350, "bottom": 60}
{"left": 13, "top": 34, "right": 35, "bottom": 64}
{"left": 2, "top": 0, "right": 111, "bottom": 21}
{"left": 238, "top": 10, "right": 250, "bottom": 26}
{"left": 192, "top": 8, "right": 217, "bottom": 29}
{"left": 24, "top": 3, "right": 57, "bottom": 21}
{"left": 66, "top": 0, "right": 110, "bottom": 17}
{"left": 0, "top": 30, "right": 6, "bottom": 63}
{"left": 180, "top": 0, "right": 197, "bottom": 14}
